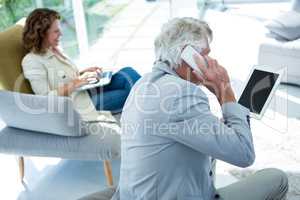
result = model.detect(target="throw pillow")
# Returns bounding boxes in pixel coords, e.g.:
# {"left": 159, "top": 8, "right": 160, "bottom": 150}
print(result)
{"left": 265, "top": 11, "right": 300, "bottom": 41}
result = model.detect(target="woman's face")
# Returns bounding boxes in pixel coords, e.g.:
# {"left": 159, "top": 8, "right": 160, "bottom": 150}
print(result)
{"left": 44, "top": 19, "right": 62, "bottom": 48}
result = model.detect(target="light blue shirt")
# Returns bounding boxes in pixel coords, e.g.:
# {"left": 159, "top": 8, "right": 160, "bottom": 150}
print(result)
{"left": 118, "top": 61, "right": 255, "bottom": 200}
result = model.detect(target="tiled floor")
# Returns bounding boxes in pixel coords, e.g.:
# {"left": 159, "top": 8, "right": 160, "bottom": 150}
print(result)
{"left": 0, "top": 0, "right": 299, "bottom": 199}
{"left": 0, "top": 155, "right": 121, "bottom": 200}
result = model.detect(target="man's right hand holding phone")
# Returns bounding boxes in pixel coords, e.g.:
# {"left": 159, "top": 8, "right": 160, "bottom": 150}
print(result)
{"left": 192, "top": 55, "right": 236, "bottom": 105}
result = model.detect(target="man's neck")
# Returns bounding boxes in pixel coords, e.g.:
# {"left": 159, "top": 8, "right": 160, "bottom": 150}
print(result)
{"left": 175, "top": 64, "right": 199, "bottom": 84}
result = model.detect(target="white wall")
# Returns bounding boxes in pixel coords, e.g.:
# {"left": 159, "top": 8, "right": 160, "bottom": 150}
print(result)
{"left": 170, "top": 0, "right": 199, "bottom": 18}
{"left": 223, "top": 0, "right": 289, "bottom": 3}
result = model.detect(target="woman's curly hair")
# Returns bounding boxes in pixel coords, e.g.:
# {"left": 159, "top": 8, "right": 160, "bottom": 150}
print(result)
{"left": 23, "top": 8, "right": 60, "bottom": 54}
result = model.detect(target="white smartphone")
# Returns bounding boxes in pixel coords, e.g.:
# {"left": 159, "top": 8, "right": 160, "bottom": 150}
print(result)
{"left": 180, "top": 45, "right": 207, "bottom": 75}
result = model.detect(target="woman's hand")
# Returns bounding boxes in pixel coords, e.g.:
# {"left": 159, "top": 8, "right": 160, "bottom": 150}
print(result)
{"left": 80, "top": 66, "right": 102, "bottom": 74}
{"left": 192, "top": 55, "right": 236, "bottom": 105}
{"left": 58, "top": 76, "right": 89, "bottom": 96}
{"left": 69, "top": 72, "right": 99, "bottom": 91}
{"left": 71, "top": 76, "right": 90, "bottom": 88}
{"left": 79, "top": 71, "right": 98, "bottom": 79}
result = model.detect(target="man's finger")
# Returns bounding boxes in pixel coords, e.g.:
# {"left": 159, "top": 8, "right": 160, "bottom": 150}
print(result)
{"left": 212, "top": 59, "right": 218, "bottom": 70}
{"left": 207, "top": 58, "right": 217, "bottom": 70}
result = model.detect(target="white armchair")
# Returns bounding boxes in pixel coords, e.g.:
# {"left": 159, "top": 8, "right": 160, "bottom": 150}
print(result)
{"left": 0, "top": 24, "right": 120, "bottom": 187}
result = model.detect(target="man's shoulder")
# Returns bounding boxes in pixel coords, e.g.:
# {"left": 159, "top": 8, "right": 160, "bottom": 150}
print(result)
{"left": 135, "top": 73, "right": 207, "bottom": 111}
{"left": 136, "top": 71, "right": 205, "bottom": 96}
{"left": 160, "top": 74, "right": 206, "bottom": 97}
{"left": 139, "top": 71, "right": 191, "bottom": 87}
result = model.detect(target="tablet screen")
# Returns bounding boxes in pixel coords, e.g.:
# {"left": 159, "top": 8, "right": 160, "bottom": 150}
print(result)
{"left": 238, "top": 69, "right": 279, "bottom": 114}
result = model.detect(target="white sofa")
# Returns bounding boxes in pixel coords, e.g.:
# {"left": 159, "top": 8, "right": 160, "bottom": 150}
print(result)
{"left": 258, "top": 38, "right": 300, "bottom": 85}
{"left": 258, "top": 0, "right": 300, "bottom": 86}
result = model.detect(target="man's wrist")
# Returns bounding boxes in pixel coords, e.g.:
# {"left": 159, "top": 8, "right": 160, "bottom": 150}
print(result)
{"left": 219, "top": 86, "right": 236, "bottom": 105}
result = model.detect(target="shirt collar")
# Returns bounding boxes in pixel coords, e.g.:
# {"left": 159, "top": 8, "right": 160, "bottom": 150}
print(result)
{"left": 43, "top": 49, "right": 55, "bottom": 59}
{"left": 41, "top": 48, "right": 78, "bottom": 72}
{"left": 152, "top": 60, "right": 179, "bottom": 77}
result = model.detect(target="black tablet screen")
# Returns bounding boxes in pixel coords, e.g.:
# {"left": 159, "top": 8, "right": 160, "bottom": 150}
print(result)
{"left": 238, "top": 69, "right": 279, "bottom": 114}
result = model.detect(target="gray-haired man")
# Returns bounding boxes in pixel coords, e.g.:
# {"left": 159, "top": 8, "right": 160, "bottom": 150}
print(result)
{"left": 117, "top": 17, "right": 288, "bottom": 200}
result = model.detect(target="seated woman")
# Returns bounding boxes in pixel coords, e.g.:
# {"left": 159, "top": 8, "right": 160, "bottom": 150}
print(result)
{"left": 22, "top": 8, "right": 141, "bottom": 121}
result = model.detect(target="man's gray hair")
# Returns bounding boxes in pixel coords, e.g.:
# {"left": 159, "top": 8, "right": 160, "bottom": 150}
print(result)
{"left": 154, "top": 17, "right": 212, "bottom": 69}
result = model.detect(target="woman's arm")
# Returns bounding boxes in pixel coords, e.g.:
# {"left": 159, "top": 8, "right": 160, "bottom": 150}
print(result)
{"left": 22, "top": 56, "right": 59, "bottom": 95}
{"left": 22, "top": 55, "right": 88, "bottom": 96}
{"left": 58, "top": 78, "right": 89, "bottom": 96}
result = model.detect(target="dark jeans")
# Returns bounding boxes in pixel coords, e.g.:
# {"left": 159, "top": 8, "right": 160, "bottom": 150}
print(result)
{"left": 88, "top": 67, "right": 141, "bottom": 113}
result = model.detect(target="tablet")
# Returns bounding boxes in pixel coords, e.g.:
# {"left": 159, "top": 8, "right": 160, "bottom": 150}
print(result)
{"left": 238, "top": 66, "right": 283, "bottom": 119}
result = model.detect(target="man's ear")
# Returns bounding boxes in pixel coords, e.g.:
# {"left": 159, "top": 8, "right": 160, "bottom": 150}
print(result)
{"left": 175, "top": 64, "right": 189, "bottom": 80}
{"left": 176, "top": 64, "right": 202, "bottom": 84}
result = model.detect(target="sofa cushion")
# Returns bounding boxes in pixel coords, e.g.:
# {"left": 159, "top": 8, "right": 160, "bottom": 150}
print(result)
{"left": 265, "top": 11, "right": 300, "bottom": 41}
{"left": 0, "top": 25, "right": 32, "bottom": 93}
{"left": 0, "top": 90, "right": 88, "bottom": 137}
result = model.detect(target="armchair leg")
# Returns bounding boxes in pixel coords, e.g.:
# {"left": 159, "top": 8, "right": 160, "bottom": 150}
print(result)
{"left": 103, "top": 160, "right": 113, "bottom": 186}
{"left": 18, "top": 156, "right": 24, "bottom": 182}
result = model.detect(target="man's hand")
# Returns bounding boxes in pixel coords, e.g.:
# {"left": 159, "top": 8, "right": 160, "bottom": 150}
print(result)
{"left": 192, "top": 55, "right": 236, "bottom": 105}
